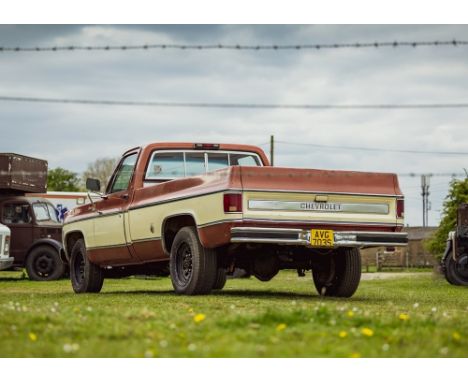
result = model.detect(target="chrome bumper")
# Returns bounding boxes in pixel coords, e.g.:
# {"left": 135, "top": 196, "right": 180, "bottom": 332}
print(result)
{"left": 230, "top": 227, "right": 408, "bottom": 248}
{"left": 0, "top": 257, "right": 14, "bottom": 270}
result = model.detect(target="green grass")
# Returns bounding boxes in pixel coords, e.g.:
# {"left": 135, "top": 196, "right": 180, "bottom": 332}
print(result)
{"left": 0, "top": 270, "right": 467, "bottom": 357}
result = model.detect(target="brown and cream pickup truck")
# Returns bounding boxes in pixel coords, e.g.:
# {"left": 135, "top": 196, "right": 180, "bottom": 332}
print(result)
{"left": 63, "top": 142, "right": 407, "bottom": 297}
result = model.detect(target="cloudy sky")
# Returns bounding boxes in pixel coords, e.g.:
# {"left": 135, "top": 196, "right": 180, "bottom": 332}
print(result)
{"left": 0, "top": 25, "right": 467, "bottom": 226}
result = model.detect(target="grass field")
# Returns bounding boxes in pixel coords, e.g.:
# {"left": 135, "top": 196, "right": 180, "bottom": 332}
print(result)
{"left": 0, "top": 270, "right": 467, "bottom": 357}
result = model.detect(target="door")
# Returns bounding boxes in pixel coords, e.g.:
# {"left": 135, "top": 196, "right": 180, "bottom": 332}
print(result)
{"left": 1, "top": 201, "right": 33, "bottom": 266}
{"left": 89, "top": 152, "right": 138, "bottom": 265}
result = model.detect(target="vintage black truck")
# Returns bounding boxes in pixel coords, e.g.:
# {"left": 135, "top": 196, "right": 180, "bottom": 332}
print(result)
{"left": 442, "top": 203, "right": 468, "bottom": 285}
{"left": 0, "top": 153, "right": 65, "bottom": 280}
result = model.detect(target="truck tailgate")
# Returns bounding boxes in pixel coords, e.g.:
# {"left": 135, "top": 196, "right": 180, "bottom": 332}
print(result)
{"left": 238, "top": 166, "right": 402, "bottom": 227}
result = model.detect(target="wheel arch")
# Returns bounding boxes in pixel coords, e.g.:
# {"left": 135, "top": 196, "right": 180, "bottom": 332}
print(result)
{"left": 161, "top": 213, "right": 200, "bottom": 255}
{"left": 63, "top": 230, "right": 86, "bottom": 263}
{"left": 26, "top": 239, "right": 63, "bottom": 262}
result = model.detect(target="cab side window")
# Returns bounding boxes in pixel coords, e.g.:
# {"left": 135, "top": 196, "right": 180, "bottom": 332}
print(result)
{"left": 2, "top": 203, "right": 32, "bottom": 224}
{"left": 108, "top": 153, "right": 138, "bottom": 194}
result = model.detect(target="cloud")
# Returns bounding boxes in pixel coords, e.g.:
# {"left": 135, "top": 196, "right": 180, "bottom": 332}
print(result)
{"left": 1, "top": 24, "right": 467, "bottom": 226}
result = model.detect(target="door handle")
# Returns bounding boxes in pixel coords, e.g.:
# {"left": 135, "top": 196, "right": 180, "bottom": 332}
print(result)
{"left": 121, "top": 194, "right": 129, "bottom": 200}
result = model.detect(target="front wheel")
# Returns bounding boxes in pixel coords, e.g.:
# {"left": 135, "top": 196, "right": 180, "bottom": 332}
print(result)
{"left": 170, "top": 226, "right": 217, "bottom": 295}
{"left": 25, "top": 245, "right": 65, "bottom": 281}
{"left": 443, "top": 251, "right": 468, "bottom": 286}
{"left": 312, "top": 248, "right": 361, "bottom": 298}
{"left": 70, "top": 239, "right": 104, "bottom": 293}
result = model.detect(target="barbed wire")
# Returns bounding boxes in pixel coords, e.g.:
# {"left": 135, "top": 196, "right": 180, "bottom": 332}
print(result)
{"left": 0, "top": 40, "right": 467, "bottom": 53}
{"left": 2, "top": 95, "right": 468, "bottom": 110}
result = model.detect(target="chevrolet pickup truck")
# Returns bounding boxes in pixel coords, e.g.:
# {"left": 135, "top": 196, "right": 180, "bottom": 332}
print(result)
{"left": 63, "top": 142, "right": 408, "bottom": 297}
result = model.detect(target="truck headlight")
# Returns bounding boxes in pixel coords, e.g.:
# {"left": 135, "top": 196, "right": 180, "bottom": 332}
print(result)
{"left": 4, "top": 235, "right": 10, "bottom": 255}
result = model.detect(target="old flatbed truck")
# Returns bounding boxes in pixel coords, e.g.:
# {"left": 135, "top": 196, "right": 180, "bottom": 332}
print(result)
{"left": 63, "top": 142, "right": 408, "bottom": 297}
{"left": 0, "top": 153, "right": 64, "bottom": 280}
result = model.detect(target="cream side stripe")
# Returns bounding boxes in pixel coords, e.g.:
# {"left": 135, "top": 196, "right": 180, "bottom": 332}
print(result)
{"left": 128, "top": 192, "right": 241, "bottom": 242}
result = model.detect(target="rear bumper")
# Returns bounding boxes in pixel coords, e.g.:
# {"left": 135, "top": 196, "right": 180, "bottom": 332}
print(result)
{"left": 230, "top": 227, "right": 408, "bottom": 248}
{"left": 0, "top": 257, "right": 15, "bottom": 270}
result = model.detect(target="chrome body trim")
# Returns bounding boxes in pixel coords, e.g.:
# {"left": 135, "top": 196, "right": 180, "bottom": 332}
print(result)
{"left": 230, "top": 227, "right": 408, "bottom": 248}
{"left": 0, "top": 257, "right": 14, "bottom": 270}
{"left": 248, "top": 200, "right": 389, "bottom": 214}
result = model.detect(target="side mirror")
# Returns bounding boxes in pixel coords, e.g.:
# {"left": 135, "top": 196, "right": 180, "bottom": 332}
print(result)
{"left": 86, "top": 178, "right": 101, "bottom": 192}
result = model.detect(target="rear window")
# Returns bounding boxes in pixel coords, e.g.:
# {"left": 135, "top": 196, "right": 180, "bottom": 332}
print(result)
{"left": 145, "top": 150, "right": 262, "bottom": 182}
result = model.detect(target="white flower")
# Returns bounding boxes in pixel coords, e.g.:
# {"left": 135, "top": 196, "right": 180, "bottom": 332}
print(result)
{"left": 63, "top": 343, "right": 80, "bottom": 353}
{"left": 431, "top": 307, "right": 437, "bottom": 313}
{"left": 187, "top": 343, "right": 197, "bottom": 352}
{"left": 159, "top": 340, "right": 168, "bottom": 348}
{"left": 382, "top": 343, "right": 390, "bottom": 352}
{"left": 439, "top": 347, "right": 449, "bottom": 355}
{"left": 413, "top": 303, "right": 419, "bottom": 309}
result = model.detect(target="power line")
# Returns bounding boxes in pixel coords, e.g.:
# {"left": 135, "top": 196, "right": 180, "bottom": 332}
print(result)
{"left": 0, "top": 39, "right": 467, "bottom": 53}
{"left": 399, "top": 173, "right": 466, "bottom": 177}
{"left": 276, "top": 140, "right": 468, "bottom": 156}
{"left": 2, "top": 95, "right": 468, "bottom": 111}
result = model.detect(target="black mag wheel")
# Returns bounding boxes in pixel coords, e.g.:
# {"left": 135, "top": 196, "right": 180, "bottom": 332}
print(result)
{"left": 25, "top": 245, "right": 65, "bottom": 281}
{"left": 169, "top": 226, "right": 217, "bottom": 295}
{"left": 444, "top": 252, "right": 468, "bottom": 286}
{"left": 312, "top": 247, "right": 362, "bottom": 298}
{"left": 70, "top": 239, "right": 104, "bottom": 293}
{"left": 176, "top": 242, "right": 193, "bottom": 285}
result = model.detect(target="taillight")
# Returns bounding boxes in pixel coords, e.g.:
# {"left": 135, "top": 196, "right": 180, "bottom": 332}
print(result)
{"left": 4, "top": 235, "right": 10, "bottom": 255}
{"left": 396, "top": 198, "right": 404, "bottom": 219}
{"left": 224, "top": 193, "right": 242, "bottom": 213}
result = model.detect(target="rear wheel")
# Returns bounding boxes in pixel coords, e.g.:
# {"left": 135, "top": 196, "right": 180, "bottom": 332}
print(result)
{"left": 25, "top": 245, "right": 65, "bottom": 281}
{"left": 444, "top": 251, "right": 468, "bottom": 286}
{"left": 70, "top": 239, "right": 104, "bottom": 293}
{"left": 312, "top": 248, "right": 361, "bottom": 298}
{"left": 170, "top": 226, "right": 217, "bottom": 295}
{"left": 212, "top": 267, "right": 227, "bottom": 290}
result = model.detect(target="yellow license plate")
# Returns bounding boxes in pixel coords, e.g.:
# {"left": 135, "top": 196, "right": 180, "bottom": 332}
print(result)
{"left": 310, "top": 229, "right": 334, "bottom": 247}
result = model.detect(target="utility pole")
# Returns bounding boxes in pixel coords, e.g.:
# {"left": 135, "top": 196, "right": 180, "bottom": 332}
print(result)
{"left": 421, "top": 174, "right": 431, "bottom": 227}
{"left": 270, "top": 135, "right": 274, "bottom": 166}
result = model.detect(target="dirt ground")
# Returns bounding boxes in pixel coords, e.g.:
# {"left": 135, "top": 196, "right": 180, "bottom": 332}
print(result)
{"left": 361, "top": 272, "right": 428, "bottom": 280}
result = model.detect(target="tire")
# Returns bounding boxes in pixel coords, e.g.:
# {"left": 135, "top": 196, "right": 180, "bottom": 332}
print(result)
{"left": 169, "top": 226, "right": 217, "bottom": 295}
{"left": 312, "top": 248, "right": 361, "bottom": 298}
{"left": 25, "top": 245, "right": 65, "bottom": 281}
{"left": 212, "top": 267, "right": 227, "bottom": 290}
{"left": 443, "top": 251, "right": 468, "bottom": 286}
{"left": 70, "top": 239, "right": 104, "bottom": 293}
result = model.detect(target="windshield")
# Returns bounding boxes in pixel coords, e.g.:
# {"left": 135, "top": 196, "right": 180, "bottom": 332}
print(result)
{"left": 33, "top": 202, "right": 60, "bottom": 223}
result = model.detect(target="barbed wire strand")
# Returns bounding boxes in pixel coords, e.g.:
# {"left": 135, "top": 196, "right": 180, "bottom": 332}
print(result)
{"left": 0, "top": 40, "right": 467, "bottom": 53}
{"left": 1, "top": 95, "right": 468, "bottom": 110}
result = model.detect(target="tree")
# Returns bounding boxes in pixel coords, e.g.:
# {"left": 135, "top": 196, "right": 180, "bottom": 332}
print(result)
{"left": 47, "top": 167, "right": 81, "bottom": 191}
{"left": 427, "top": 177, "right": 468, "bottom": 259}
{"left": 82, "top": 157, "right": 118, "bottom": 192}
